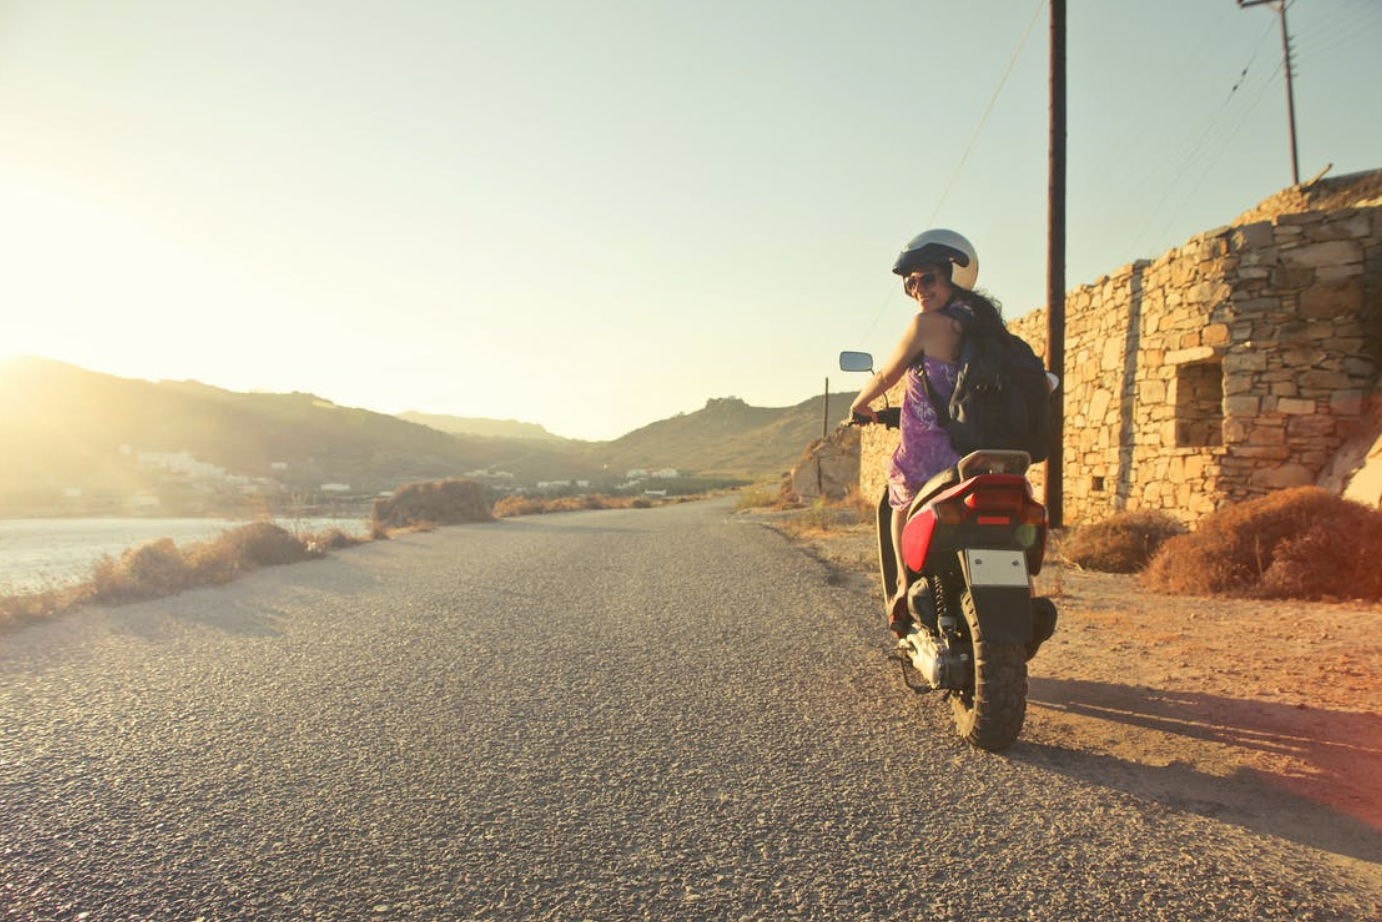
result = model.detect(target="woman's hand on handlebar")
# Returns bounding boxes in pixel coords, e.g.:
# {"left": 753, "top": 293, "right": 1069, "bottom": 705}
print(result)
{"left": 846, "top": 404, "right": 878, "bottom": 426}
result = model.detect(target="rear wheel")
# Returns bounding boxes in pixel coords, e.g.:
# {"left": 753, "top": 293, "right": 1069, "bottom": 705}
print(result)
{"left": 950, "top": 589, "right": 1027, "bottom": 751}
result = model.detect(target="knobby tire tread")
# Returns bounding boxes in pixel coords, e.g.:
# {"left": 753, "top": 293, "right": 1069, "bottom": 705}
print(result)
{"left": 951, "top": 588, "right": 1028, "bottom": 751}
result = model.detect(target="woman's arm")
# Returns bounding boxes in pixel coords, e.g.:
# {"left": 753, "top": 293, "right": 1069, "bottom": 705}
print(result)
{"left": 848, "top": 313, "right": 927, "bottom": 419}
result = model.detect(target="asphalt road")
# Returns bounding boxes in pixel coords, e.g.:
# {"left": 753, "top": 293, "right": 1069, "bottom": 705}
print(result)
{"left": 2, "top": 498, "right": 1379, "bottom": 920}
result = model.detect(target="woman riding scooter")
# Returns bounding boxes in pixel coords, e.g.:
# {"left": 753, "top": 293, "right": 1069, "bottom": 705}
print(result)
{"left": 848, "top": 229, "right": 1008, "bottom": 636}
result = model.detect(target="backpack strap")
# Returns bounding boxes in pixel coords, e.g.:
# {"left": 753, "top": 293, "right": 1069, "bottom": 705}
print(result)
{"left": 915, "top": 297, "right": 974, "bottom": 425}
{"left": 915, "top": 353, "right": 951, "bottom": 425}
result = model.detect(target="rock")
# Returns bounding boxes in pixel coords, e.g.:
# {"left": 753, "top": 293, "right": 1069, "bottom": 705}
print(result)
{"left": 788, "top": 427, "right": 861, "bottom": 502}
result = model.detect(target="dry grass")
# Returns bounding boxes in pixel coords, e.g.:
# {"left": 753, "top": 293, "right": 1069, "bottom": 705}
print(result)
{"left": 841, "top": 486, "right": 876, "bottom": 523}
{"left": 779, "top": 495, "right": 872, "bottom": 538}
{"left": 1061, "top": 510, "right": 1188, "bottom": 574}
{"left": 89, "top": 523, "right": 317, "bottom": 603}
{"left": 0, "top": 584, "right": 96, "bottom": 631}
{"left": 1141, "top": 486, "right": 1382, "bottom": 600}
{"left": 1, "top": 480, "right": 666, "bottom": 632}
{"left": 734, "top": 483, "right": 788, "bottom": 512}
{"left": 0, "top": 521, "right": 372, "bottom": 630}
{"left": 493, "top": 494, "right": 654, "bottom": 518}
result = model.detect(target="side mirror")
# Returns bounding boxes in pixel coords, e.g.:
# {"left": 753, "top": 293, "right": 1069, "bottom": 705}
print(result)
{"left": 839, "top": 351, "right": 874, "bottom": 373}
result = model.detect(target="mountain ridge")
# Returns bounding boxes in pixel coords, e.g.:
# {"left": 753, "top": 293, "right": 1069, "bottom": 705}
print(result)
{"left": 396, "top": 411, "right": 565, "bottom": 442}
{"left": 0, "top": 356, "right": 856, "bottom": 513}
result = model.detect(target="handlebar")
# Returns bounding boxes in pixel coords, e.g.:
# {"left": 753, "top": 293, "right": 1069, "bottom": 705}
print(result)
{"left": 846, "top": 407, "right": 902, "bottom": 429}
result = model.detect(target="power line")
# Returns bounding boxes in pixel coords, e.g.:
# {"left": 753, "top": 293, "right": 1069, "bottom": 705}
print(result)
{"left": 845, "top": 0, "right": 1050, "bottom": 353}
{"left": 1130, "top": 65, "right": 1282, "bottom": 254}
{"left": 927, "top": 0, "right": 1048, "bottom": 225}
{"left": 1143, "top": 63, "right": 1282, "bottom": 250}
{"left": 852, "top": 0, "right": 1049, "bottom": 351}
{"left": 1075, "top": 9, "right": 1275, "bottom": 258}
{"left": 1110, "top": 15, "right": 1278, "bottom": 255}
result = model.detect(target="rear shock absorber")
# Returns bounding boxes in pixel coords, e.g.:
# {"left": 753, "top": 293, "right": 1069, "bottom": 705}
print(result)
{"left": 933, "top": 574, "right": 958, "bottom": 638}
{"left": 907, "top": 576, "right": 940, "bottom": 631}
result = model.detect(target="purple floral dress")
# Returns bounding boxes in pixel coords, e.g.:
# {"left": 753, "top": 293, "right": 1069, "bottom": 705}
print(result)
{"left": 887, "top": 355, "right": 961, "bottom": 510}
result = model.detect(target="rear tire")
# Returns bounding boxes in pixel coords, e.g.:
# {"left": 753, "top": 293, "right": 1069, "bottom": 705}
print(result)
{"left": 950, "top": 589, "right": 1027, "bottom": 751}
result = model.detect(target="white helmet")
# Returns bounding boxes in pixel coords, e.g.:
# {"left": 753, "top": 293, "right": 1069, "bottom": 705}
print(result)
{"left": 892, "top": 228, "right": 979, "bottom": 290}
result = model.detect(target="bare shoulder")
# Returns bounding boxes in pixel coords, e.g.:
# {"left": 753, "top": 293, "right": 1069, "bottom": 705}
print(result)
{"left": 914, "top": 310, "right": 964, "bottom": 360}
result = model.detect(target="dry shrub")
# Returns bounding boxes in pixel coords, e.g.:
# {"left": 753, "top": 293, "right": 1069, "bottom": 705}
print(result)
{"left": 373, "top": 478, "right": 493, "bottom": 530}
{"left": 4, "top": 521, "right": 359, "bottom": 630}
{"left": 783, "top": 500, "right": 838, "bottom": 536}
{"left": 303, "top": 527, "right": 365, "bottom": 552}
{"left": 88, "top": 524, "right": 319, "bottom": 605}
{"left": 92, "top": 538, "right": 192, "bottom": 602}
{"left": 218, "top": 522, "right": 314, "bottom": 567}
{"left": 842, "top": 486, "right": 877, "bottom": 524}
{"left": 1062, "top": 510, "right": 1187, "bottom": 573}
{"left": 493, "top": 495, "right": 545, "bottom": 517}
{"left": 547, "top": 495, "right": 605, "bottom": 513}
{"left": 1141, "top": 486, "right": 1382, "bottom": 600}
{"left": 736, "top": 484, "right": 785, "bottom": 511}
{"left": 0, "top": 585, "right": 94, "bottom": 630}
{"left": 494, "top": 493, "right": 654, "bottom": 518}
{"left": 181, "top": 523, "right": 310, "bottom": 585}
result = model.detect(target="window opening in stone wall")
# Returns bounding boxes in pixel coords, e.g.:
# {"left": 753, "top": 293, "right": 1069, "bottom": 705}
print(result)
{"left": 1175, "top": 360, "right": 1224, "bottom": 448}
{"left": 1091, "top": 476, "right": 1105, "bottom": 492}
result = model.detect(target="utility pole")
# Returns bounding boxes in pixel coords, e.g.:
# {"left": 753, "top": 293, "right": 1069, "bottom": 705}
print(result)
{"left": 822, "top": 377, "right": 829, "bottom": 439}
{"left": 1046, "top": 0, "right": 1066, "bottom": 529}
{"left": 1239, "top": 0, "right": 1301, "bottom": 186}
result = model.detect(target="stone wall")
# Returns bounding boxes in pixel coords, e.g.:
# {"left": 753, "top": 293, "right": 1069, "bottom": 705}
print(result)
{"left": 858, "top": 200, "right": 1382, "bottom": 527}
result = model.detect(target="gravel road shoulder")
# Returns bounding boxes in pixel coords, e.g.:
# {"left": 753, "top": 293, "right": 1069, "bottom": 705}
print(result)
{"left": 757, "top": 510, "right": 1382, "bottom": 894}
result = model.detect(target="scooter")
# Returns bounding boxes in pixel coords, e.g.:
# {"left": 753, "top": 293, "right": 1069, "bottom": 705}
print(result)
{"left": 841, "top": 354, "right": 1058, "bottom": 751}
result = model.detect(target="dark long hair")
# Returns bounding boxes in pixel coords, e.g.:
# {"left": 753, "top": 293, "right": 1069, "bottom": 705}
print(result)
{"left": 949, "top": 287, "right": 1005, "bottom": 336}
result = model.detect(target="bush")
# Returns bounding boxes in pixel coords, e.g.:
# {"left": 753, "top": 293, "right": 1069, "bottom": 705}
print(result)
{"left": 735, "top": 484, "right": 784, "bottom": 511}
{"left": 218, "top": 522, "right": 314, "bottom": 567}
{"left": 4, "top": 520, "right": 364, "bottom": 629}
{"left": 842, "top": 486, "right": 878, "bottom": 524}
{"left": 302, "top": 527, "right": 365, "bottom": 552}
{"left": 372, "top": 479, "right": 493, "bottom": 530}
{"left": 492, "top": 493, "right": 656, "bottom": 518}
{"left": 493, "top": 495, "right": 545, "bottom": 518}
{"left": 1141, "top": 487, "right": 1382, "bottom": 600}
{"left": 1062, "top": 510, "right": 1187, "bottom": 573}
{"left": 0, "top": 584, "right": 94, "bottom": 630}
{"left": 92, "top": 538, "right": 192, "bottom": 602}
{"left": 783, "top": 500, "right": 838, "bottom": 536}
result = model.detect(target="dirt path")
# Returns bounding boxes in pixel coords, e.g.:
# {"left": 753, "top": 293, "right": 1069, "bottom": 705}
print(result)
{"left": 767, "top": 513, "right": 1382, "bottom": 882}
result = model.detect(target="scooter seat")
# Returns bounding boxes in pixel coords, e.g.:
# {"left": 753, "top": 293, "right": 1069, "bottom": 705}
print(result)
{"left": 909, "top": 465, "right": 961, "bottom": 513}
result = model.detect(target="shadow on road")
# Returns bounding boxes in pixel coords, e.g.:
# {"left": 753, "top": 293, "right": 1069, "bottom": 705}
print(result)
{"left": 1015, "top": 676, "right": 1382, "bottom": 865}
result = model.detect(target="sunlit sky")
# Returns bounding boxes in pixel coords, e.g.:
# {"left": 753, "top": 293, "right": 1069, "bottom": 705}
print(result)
{"left": 1, "top": 0, "right": 1378, "bottom": 441}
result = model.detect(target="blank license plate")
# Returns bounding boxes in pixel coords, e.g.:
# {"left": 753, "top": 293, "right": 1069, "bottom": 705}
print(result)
{"left": 964, "top": 549, "right": 1030, "bottom": 588}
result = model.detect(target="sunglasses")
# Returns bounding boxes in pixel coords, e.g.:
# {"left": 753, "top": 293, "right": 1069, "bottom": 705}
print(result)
{"left": 904, "top": 271, "right": 940, "bottom": 295}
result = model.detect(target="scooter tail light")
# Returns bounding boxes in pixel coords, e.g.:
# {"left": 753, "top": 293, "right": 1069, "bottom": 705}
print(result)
{"left": 901, "top": 509, "right": 940, "bottom": 571}
{"left": 962, "top": 490, "right": 1024, "bottom": 511}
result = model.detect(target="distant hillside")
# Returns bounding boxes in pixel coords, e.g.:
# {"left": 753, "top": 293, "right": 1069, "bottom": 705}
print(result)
{"left": 593, "top": 393, "right": 859, "bottom": 477}
{"left": 0, "top": 357, "right": 601, "bottom": 512}
{"left": 397, "top": 411, "right": 564, "bottom": 442}
{"left": 0, "top": 357, "right": 856, "bottom": 514}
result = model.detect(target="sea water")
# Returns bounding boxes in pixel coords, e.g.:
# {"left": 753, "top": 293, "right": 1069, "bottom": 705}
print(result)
{"left": 0, "top": 517, "right": 371, "bottom": 595}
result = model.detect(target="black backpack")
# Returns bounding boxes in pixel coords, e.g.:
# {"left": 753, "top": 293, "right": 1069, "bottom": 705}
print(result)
{"left": 918, "top": 304, "right": 1055, "bottom": 463}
